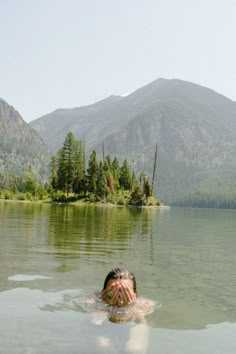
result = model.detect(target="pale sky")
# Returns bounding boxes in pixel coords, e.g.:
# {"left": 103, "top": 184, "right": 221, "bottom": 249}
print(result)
{"left": 0, "top": 0, "right": 236, "bottom": 122}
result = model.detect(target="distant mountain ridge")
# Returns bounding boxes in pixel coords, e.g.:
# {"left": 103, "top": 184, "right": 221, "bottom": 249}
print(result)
{"left": 30, "top": 78, "right": 236, "bottom": 206}
{"left": 0, "top": 98, "right": 49, "bottom": 179}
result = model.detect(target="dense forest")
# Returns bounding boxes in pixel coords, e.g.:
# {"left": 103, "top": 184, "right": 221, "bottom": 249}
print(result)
{"left": 0, "top": 132, "right": 160, "bottom": 207}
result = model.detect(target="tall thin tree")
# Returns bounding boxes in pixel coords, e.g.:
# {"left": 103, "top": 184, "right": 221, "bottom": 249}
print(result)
{"left": 151, "top": 141, "right": 158, "bottom": 194}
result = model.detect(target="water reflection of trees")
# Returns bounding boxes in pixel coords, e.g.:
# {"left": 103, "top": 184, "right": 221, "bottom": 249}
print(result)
{"left": 0, "top": 201, "right": 160, "bottom": 287}
{"left": 0, "top": 201, "right": 51, "bottom": 291}
{"left": 0, "top": 200, "right": 51, "bottom": 245}
{"left": 47, "top": 205, "right": 156, "bottom": 258}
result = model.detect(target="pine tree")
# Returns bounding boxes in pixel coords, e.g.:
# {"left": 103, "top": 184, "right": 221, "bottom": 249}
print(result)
{"left": 119, "top": 159, "right": 132, "bottom": 190}
{"left": 142, "top": 175, "right": 152, "bottom": 199}
{"left": 105, "top": 155, "right": 112, "bottom": 169}
{"left": 107, "top": 174, "right": 115, "bottom": 192}
{"left": 111, "top": 157, "right": 120, "bottom": 189}
{"left": 24, "top": 169, "right": 37, "bottom": 195}
{"left": 57, "top": 132, "right": 76, "bottom": 194}
{"left": 49, "top": 155, "right": 58, "bottom": 191}
{"left": 73, "top": 140, "right": 85, "bottom": 194}
{"left": 57, "top": 148, "right": 66, "bottom": 192}
{"left": 103, "top": 155, "right": 114, "bottom": 192}
{"left": 96, "top": 161, "right": 107, "bottom": 199}
{"left": 86, "top": 150, "right": 98, "bottom": 194}
{"left": 129, "top": 180, "right": 144, "bottom": 206}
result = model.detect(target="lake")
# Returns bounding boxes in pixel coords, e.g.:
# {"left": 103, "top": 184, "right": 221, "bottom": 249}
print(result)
{"left": 0, "top": 200, "right": 235, "bottom": 353}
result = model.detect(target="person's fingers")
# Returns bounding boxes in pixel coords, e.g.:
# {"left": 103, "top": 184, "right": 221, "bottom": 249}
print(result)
{"left": 113, "top": 284, "right": 126, "bottom": 306}
{"left": 119, "top": 285, "right": 130, "bottom": 305}
{"left": 111, "top": 288, "right": 120, "bottom": 304}
{"left": 102, "top": 281, "right": 137, "bottom": 306}
{"left": 102, "top": 283, "right": 117, "bottom": 303}
{"left": 103, "top": 283, "right": 116, "bottom": 301}
{"left": 122, "top": 283, "right": 131, "bottom": 300}
{"left": 120, "top": 283, "right": 136, "bottom": 304}
{"left": 105, "top": 282, "right": 116, "bottom": 292}
{"left": 125, "top": 286, "right": 136, "bottom": 302}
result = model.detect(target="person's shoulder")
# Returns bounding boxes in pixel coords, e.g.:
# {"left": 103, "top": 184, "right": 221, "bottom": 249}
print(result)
{"left": 73, "top": 291, "right": 106, "bottom": 313}
{"left": 134, "top": 298, "right": 157, "bottom": 315}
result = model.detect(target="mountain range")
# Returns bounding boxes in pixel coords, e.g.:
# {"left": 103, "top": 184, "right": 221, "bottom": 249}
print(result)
{"left": 0, "top": 98, "right": 49, "bottom": 180}
{"left": 30, "top": 78, "right": 236, "bottom": 206}
{"left": 1, "top": 78, "right": 236, "bottom": 206}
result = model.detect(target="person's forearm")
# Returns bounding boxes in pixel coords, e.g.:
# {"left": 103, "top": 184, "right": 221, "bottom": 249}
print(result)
{"left": 126, "top": 320, "right": 149, "bottom": 353}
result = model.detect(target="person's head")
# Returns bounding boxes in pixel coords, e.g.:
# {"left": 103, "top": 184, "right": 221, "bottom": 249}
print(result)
{"left": 103, "top": 267, "right": 137, "bottom": 293}
{"left": 102, "top": 267, "right": 137, "bottom": 307}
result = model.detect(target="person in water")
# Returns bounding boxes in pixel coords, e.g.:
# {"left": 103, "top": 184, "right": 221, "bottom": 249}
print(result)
{"left": 79, "top": 267, "right": 156, "bottom": 352}
{"left": 97, "top": 267, "right": 155, "bottom": 352}
{"left": 101, "top": 267, "right": 137, "bottom": 309}
{"left": 83, "top": 267, "right": 155, "bottom": 323}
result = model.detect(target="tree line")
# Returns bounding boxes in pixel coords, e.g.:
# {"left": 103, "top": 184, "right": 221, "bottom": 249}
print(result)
{"left": 0, "top": 131, "right": 160, "bottom": 206}
{"left": 0, "top": 169, "right": 47, "bottom": 201}
{"left": 49, "top": 132, "right": 159, "bottom": 206}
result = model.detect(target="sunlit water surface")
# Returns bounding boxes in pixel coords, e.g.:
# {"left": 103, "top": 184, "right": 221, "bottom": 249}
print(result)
{"left": 0, "top": 201, "right": 235, "bottom": 353}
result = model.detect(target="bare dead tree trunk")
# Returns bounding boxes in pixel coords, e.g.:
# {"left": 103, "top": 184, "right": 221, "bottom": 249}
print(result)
{"left": 151, "top": 142, "right": 158, "bottom": 195}
{"left": 102, "top": 141, "right": 105, "bottom": 161}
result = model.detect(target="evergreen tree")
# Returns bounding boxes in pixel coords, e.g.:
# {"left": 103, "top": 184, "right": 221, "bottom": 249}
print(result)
{"left": 24, "top": 169, "right": 37, "bottom": 195}
{"left": 102, "top": 155, "right": 115, "bottom": 192}
{"left": 87, "top": 150, "right": 98, "bottom": 194}
{"left": 129, "top": 180, "right": 144, "bottom": 206}
{"left": 57, "top": 148, "right": 66, "bottom": 192}
{"left": 103, "top": 159, "right": 110, "bottom": 175}
{"left": 119, "top": 159, "right": 132, "bottom": 190}
{"left": 57, "top": 132, "right": 76, "bottom": 194}
{"left": 49, "top": 155, "right": 58, "bottom": 191}
{"left": 107, "top": 174, "right": 115, "bottom": 192}
{"left": 142, "top": 175, "right": 152, "bottom": 199}
{"left": 105, "top": 155, "right": 112, "bottom": 169}
{"left": 73, "top": 140, "right": 85, "bottom": 194}
{"left": 15, "top": 175, "right": 24, "bottom": 192}
{"left": 111, "top": 157, "right": 120, "bottom": 189}
{"left": 45, "top": 131, "right": 157, "bottom": 205}
{"left": 131, "top": 170, "right": 137, "bottom": 191}
{"left": 96, "top": 161, "right": 107, "bottom": 199}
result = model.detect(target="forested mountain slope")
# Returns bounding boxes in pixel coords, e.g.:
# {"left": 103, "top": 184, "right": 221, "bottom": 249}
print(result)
{"left": 0, "top": 98, "right": 49, "bottom": 179}
{"left": 30, "top": 79, "right": 236, "bottom": 206}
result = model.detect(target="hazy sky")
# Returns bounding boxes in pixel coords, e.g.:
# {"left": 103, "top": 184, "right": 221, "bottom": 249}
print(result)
{"left": 0, "top": 0, "right": 236, "bottom": 122}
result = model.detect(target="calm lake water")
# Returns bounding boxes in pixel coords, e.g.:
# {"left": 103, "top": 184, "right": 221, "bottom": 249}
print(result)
{"left": 0, "top": 200, "right": 235, "bottom": 353}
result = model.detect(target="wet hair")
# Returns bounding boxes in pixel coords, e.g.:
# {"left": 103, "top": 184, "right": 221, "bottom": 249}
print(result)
{"left": 103, "top": 267, "right": 137, "bottom": 294}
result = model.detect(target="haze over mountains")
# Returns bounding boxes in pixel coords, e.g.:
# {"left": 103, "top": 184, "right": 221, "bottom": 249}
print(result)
{"left": 30, "top": 78, "right": 236, "bottom": 206}
{"left": 0, "top": 98, "right": 49, "bottom": 179}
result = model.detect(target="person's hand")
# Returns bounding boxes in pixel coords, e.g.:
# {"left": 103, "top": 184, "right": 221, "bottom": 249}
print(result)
{"left": 102, "top": 281, "right": 136, "bottom": 307}
{"left": 119, "top": 282, "right": 136, "bottom": 305}
{"left": 102, "top": 281, "right": 119, "bottom": 305}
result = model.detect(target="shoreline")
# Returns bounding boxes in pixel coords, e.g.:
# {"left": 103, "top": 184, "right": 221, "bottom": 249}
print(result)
{"left": 0, "top": 198, "right": 168, "bottom": 209}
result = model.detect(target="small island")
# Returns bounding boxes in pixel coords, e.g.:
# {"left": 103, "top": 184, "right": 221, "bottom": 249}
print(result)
{"left": 0, "top": 132, "right": 161, "bottom": 207}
